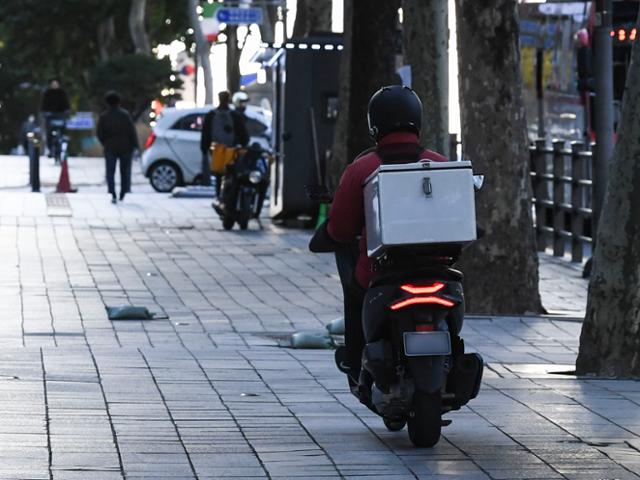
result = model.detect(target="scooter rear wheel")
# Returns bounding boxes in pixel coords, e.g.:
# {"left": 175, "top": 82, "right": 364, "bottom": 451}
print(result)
{"left": 407, "top": 391, "right": 441, "bottom": 447}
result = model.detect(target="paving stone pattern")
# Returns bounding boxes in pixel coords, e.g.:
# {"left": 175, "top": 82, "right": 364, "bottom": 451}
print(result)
{"left": 0, "top": 157, "right": 637, "bottom": 480}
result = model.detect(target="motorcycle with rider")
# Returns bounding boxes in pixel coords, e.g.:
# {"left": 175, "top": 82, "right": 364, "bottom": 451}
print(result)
{"left": 212, "top": 142, "right": 270, "bottom": 230}
{"left": 308, "top": 85, "right": 484, "bottom": 447}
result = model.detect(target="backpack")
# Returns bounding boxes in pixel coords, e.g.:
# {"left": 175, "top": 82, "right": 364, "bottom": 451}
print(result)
{"left": 211, "top": 108, "right": 235, "bottom": 146}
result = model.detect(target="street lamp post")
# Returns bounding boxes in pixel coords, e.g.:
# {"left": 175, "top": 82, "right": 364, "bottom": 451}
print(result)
{"left": 593, "top": 0, "right": 614, "bottom": 240}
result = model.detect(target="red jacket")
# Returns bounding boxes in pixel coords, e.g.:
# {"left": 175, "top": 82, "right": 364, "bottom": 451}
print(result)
{"left": 327, "top": 132, "right": 447, "bottom": 288}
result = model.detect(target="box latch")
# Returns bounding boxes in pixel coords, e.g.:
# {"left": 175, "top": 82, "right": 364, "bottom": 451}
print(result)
{"left": 423, "top": 177, "right": 433, "bottom": 197}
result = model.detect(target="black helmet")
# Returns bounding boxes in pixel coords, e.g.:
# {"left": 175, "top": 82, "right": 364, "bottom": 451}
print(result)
{"left": 367, "top": 85, "right": 422, "bottom": 141}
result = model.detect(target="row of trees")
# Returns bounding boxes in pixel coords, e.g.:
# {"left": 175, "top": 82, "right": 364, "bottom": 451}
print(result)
{"left": 329, "top": 0, "right": 542, "bottom": 315}
{"left": 313, "top": 1, "right": 639, "bottom": 378}
{"left": 0, "top": 0, "right": 186, "bottom": 151}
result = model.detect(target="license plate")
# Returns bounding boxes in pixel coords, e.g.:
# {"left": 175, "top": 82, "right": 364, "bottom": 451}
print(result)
{"left": 403, "top": 331, "right": 451, "bottom": 356}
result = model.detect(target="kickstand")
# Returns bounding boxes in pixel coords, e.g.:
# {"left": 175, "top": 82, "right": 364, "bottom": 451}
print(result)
{"left": 256, "top": 217, "right": 264, "bottom": 230}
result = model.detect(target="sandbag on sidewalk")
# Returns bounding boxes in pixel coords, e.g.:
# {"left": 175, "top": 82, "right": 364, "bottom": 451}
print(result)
{"left": 325, "top": 317, "right": 345, "bottom": 335}
{"left": 290, "top": 331, "right": 335, "bottom": 349}
{"left": 106, "top": 305, "right": 164, "bottom": 320}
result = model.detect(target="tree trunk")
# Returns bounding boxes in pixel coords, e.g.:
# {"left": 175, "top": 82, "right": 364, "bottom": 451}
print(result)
{"left": 328, "top": 0, "right": 399, "bottom": 189}
{"left": 259, "top": 4, "right": 279, "bottom": 44}
{"left": 226, "top": 25, "right": 241, "bottom": 93}
{"left": 455, "top": 0, "right": 543, "bottom": 314}
{"left": 129, "top": 0, "right": 151, "bottom": 55}
{"left": 188, "top": 0, "right": 213, "bottom": 105}
{"left": 292, "top": 0, "right": 332, "bottom": 38}
{"left": 402, "top": 0, "right": 448, "bottom": 156}
{"left": 97, "top": 16, "right": 115, "bottom": 62}
{"left": 576, "top": 11, "right": 640, "bottom": 377}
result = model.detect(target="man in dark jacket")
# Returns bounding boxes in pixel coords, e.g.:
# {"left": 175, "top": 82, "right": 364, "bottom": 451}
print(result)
{"left": 96, "top": 91, "right": 139, "bottom": 203}
{"left": 40, "top": 78, "right": 71, "bottom": 158}
{"left": 200, "top": 90, "right": 249, "bottom": 190}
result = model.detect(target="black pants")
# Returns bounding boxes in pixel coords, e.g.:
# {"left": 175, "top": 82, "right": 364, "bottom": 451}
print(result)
{"left": 105, "top": 150, "right": 132, "bottom": 196}
{"left": 43, "top": 114, "right": 65, "bottom": 158}
{"left": 201, "top": 152, "right": 212, "bottom": 187}
{"left": 335, "top": 244, "right": 365, "bottom": 373}
{"left": 345, "top": 279, "right": 366, "bottom": 373}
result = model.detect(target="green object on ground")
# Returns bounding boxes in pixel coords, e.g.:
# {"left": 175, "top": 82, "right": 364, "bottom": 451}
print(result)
{"left": 106, "top": 306, "right": 156, "bottom": 320}
{"left": 290, "top": 331, "right": 335, "bottom": 349}
{"left": 326, "top": 317, "right": 345, "bottom": 335}
{"left": 315, "top": 203, "right": 328, "bottom": 229}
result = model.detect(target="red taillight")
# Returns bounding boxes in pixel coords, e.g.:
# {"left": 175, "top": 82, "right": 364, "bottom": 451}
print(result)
{"left": 416, "top": 324, "right": 435, "bottom": 332}
{"left": 401, "top": 283, "right": 445, "bottom": 295}
{"left": 145, "top": 132, "right": 156, "bottom": 149}
{"left": 390, "top": 296, "right": 455, "bottom": 311}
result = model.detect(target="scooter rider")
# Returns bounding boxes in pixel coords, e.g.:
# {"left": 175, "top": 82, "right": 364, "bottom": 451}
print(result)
{"left": 232, "top": 91, "right": 250, "bottom": 117}
{"left": 201, "top": 91, "right": 250, "bottom": 192}
{"left": 41, "top": 78, "right": 71, "bottom": 158}
{"left": 321, "top": 85, "right": 447, "bottom": 383}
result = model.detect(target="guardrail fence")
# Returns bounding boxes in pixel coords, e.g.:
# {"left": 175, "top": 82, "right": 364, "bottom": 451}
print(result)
{"left": 529, "top": 139, "right": 593, "bottom": 262}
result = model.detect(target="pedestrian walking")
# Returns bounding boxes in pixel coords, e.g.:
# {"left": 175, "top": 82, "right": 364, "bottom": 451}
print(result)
{"left": 200, "top": 90, "right": 249, "bottom": 193}
{"left": 96, "top": 91, "right": 139, "bottom": 204}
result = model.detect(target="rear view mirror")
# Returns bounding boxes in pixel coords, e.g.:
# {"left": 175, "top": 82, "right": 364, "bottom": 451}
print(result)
{"left": 473, "top": 175, "right": 485, "bottom": 191}
{"left": 304, "top": 184, "right": 333, "bottom": 204}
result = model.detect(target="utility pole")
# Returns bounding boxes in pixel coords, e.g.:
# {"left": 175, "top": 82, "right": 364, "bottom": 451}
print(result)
{"left": 535, "top": 20, "right": 546, "bottom": 139}
{"left": 188, "top": 0, "right": 213, "bottom": 105}
{"left": 593, "top": 0, "right": 614, "bottom": 239}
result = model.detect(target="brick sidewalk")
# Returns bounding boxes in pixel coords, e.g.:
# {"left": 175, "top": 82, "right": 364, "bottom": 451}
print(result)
{"left": 2, "top": 158, "right": 637, "bottom": 480}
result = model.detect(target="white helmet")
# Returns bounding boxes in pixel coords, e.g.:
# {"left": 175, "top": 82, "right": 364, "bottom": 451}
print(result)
{"left": 232, "top": 91, "right": 249, "bottom": 108}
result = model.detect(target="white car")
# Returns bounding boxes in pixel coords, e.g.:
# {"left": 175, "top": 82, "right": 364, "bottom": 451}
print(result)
{"left": 141, "top": 106, "right": 272, "bottom": 192}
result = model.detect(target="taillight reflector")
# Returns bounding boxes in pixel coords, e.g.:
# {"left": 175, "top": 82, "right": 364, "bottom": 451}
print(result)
{"left": 401, "top": 282, "right": 445, "bottom": 295}
{"left": 145, "top": 132, "right": 156, "bottom": 149}
{"left": 390, "top": 296, "right": 455, "bottom": 311}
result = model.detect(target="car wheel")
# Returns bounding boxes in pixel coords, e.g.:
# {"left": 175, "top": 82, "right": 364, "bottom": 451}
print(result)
{"left": 149, "top": 161, "right": 182, "bottom": 193}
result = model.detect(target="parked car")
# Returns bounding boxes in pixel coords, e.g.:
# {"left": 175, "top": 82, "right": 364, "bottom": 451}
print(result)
{"left": 141, "top": 106, "right": 272, "bottom": 192}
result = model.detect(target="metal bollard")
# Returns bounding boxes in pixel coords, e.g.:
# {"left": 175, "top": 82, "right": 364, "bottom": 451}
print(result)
{"left": 27, "top": 128, "right": 42, "bottom": 192}
{"left": 570, "top": 142, "right": 585, "bottom": 263}
{"left": 552, "top": 140, "right": 566, "bottom": 257}
{"left": 533, "top": 138, "right": 549, "bottom": 251}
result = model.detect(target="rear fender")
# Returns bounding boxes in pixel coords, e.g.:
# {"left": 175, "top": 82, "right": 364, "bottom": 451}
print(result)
{"left": 407, "top": 355, "right": 447, "bottom": 394}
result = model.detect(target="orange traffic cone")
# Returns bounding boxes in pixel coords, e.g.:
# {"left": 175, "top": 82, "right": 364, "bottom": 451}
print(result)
{"left": 55, "top": 159, "right": 76, "bottom": 193}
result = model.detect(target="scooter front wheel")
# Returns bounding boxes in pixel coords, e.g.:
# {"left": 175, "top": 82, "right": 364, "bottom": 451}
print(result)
{"left": 383, "top": 417, "right": 406, "bottom": 432}
{"left": 407, "top": 391, "right": 441, "bottom": 447}
{"left": 222, "top": 217, "right": 235, "bottom": 230}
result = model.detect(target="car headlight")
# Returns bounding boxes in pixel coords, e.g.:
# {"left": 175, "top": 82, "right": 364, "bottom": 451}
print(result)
{"left": 248, "top": 170, "right": 263, "bottom": 184}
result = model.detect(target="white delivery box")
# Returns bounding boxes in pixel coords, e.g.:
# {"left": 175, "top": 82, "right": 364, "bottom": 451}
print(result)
{"left": 364, "top": 160, "right": 477, "bottom": 258}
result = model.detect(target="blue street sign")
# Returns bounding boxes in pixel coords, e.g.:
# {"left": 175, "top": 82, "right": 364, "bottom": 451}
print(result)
{"left": 216, "top": 7, "right": 263, "bottom": 25}
{"left": 66, "top": 112, "right": 94, "bottom": 130}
